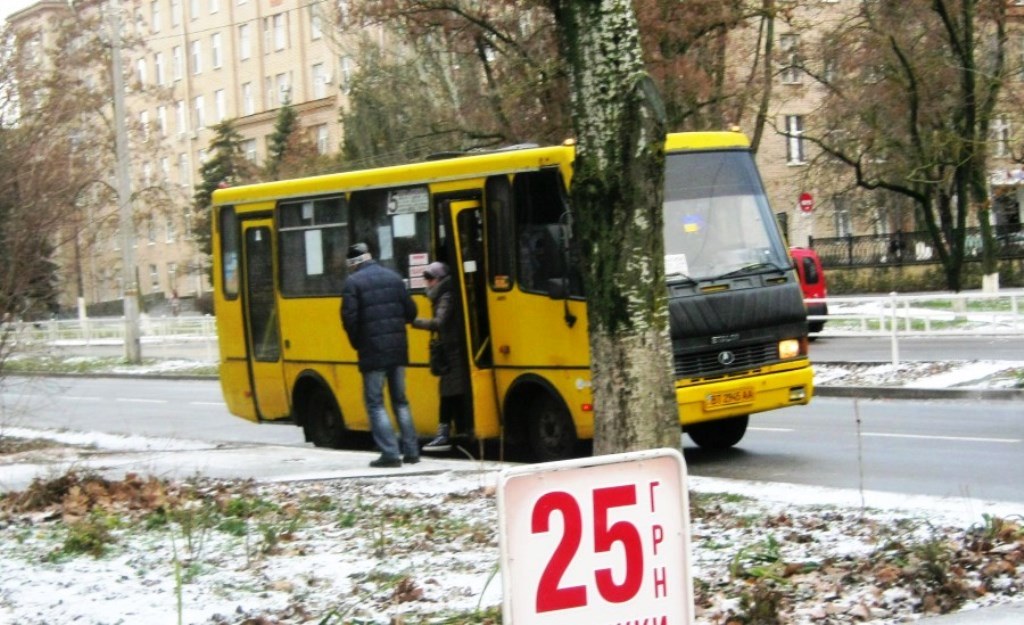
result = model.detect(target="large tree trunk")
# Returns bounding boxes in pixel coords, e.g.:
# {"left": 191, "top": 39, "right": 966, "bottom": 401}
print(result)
{"left": 551, "top": 0, "right": 678, "bottom": 455}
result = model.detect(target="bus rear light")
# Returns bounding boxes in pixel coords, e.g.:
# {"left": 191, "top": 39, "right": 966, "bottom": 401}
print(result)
{"left": 789, "top": 386, "right": 807, "bottom": 402}
{"left": 581, "top": 403, "right": 593, "bottom": 412}
{"left": 778, "top": 338, "right": 801, "bottom": 359}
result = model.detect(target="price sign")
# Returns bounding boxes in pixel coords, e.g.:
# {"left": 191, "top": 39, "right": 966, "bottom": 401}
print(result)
{"left": 498, "top": 449, "right": 693, "bottom": 625}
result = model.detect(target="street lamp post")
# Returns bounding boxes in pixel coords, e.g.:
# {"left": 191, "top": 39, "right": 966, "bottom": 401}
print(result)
{"left": 109, "top": 0, "right": 141, "bottom": 363}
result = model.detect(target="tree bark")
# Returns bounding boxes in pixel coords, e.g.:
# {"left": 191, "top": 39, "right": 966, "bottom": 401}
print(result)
{"left": 550, "top": 0, "right": 678, "bottom": 455}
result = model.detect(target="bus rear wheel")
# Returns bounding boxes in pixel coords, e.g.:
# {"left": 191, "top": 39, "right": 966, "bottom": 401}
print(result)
{"left": 527, "top": 394, "right": 577, "bottom": 462}
{"left": 302, "top": 386, "right": 346, "bottom": 449}
{"left": 686, "top": 415, "right": 749, "bottom": 450}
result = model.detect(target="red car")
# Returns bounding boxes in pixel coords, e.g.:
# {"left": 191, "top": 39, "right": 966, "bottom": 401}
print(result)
{"left": 790, "top": 247, "right": 828, "bottom": 333}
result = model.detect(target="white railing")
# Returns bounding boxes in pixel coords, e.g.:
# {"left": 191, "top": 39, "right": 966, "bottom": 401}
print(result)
{"left": 811, "top": 290, "right": 1024, "bottom": 337}
{"left": 4, "top": 315, "right": 219, "bottom": 362}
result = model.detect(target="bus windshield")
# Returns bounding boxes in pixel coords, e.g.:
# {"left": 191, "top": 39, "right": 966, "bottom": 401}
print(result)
{"left": 663, "top": 150, "right": 789, "bottom": 282}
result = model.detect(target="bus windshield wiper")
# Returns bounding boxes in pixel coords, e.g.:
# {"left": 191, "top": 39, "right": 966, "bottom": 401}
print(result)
{"left": 713, "top": 261, "right": 787, "bottom": 281}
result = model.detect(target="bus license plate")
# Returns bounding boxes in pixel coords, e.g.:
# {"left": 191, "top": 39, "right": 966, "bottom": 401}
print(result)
{"left": 705, "top": 387, "right": 755, "bottom": 410}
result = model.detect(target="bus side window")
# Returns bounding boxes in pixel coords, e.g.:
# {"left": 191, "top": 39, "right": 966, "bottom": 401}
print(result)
{"left": 278, "top": 197, "right": 348, "bottom": 296}
{"left": 350, "top": 186, "right": 431, "bottom": 282}
{"left": 219, "top": 206, "right": 240, "bottom": 299}
{"left": 485, "top": 175, "right": 514, "bottom": 291}
{"left": 513, "top": 169, "right": 583, "bottom": 297}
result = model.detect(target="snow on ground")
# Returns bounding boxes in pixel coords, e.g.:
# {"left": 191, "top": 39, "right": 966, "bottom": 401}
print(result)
{"left": 0, "top": 428, "right": 1021, "bottom": 625}
{"left": 812, "top": 360, "right": 1024, "bottom": 390}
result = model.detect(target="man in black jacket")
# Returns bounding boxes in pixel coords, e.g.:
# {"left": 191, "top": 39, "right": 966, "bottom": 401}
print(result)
{"left": 341, "top": 242, "right": 420, "bottom": 468}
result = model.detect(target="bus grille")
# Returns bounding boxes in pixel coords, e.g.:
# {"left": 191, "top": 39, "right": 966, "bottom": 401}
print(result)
{"left": 674, "top": 342, "right": 778, "bottom": 379}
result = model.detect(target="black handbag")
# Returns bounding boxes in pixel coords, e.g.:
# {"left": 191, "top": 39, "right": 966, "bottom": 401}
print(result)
{"left": 429, "top": 332, "right": 450, "bottom": 376}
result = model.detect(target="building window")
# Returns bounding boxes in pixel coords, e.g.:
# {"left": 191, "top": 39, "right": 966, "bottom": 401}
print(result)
{"left": 214, "top": 89, "right": 226, "bottom": 122}
{"left": 310, "top": 7, "right": 322, "bottom": 40}
{"left": 166, "top": 216, "right": 177, "bottom": 243}
{"left": 150, "top": 264, "right": 160, "bottom": 292}
{"left": 993, "top": 115, "right": 1011, "bottom": 158}
{"left": 136, "top": 58, "right": 147, "bottom": 85}
{"left": 157, "top": 105, "right": 167, "bottom": 136}
{"left": 241, "top": 82, "right": 254, "bottom": 115}
{"left": 243, "top": 138, "right": 257, "bottom": 162}
{"left": 209, "top": 0, "right": 219, "bottom": 13}
{"left": 154, "top": 52, "right": 165, "bottom": 84}
{"left": 171, "top": 0, "right": 182, "bottom": 26}
{"left": 140, "top": 111, "right": 150, "bottom": 142}
{"left": 340, "top": 56, "right": 353, "bottom": 93}
{"left": 193, "top": 95, "right": 205, "bottom": 129}
{"left": 314, "top": 124, "right": 329, "bottom": 154}
{"left": 833, "top": 196, "right": 852, "bottom": 238}
{"left": 275, "top": 72, "right": 291, "bottom": 104}
{"left": 239, "top": 24, "right": 251, "bottom": 60}
{"left": 178, "top": 153, "right": 190, "bottom": 186}
{"left": 780, "top": 34, "right": 802, "bottom": 84}
{"left": 273, "top": 14, "right": 286, "bottom": 51}
{"left": 211, "top": 33, "right": 222, "bottom": 69}
{"left": 147, "top": 214, "right": 156, "bottom": 244}
{"left": 172, "top": 46, "right": 183, "bottom": 80}
{"left": 190, "top": 40, "right": 202, "bottom": 74}
{"left": 822, "top": 57, "right": 837, "bottom": 85}
{"left": 312, "top": 62, "right": 327, "bottom": 98}
{"left": 785, "top": 114, "right": 806, "bottom": 165}
{"left": 175, "top": 100, "right": 187, "bottom": 135}
{"left": 151, "top": 0, "right": 161, "bottom": 32}
{"left": 160, "top": 156, "right": 170, "bottom": 182}
{"left": 189, "top": 0, "right": 199, "bottom": 19}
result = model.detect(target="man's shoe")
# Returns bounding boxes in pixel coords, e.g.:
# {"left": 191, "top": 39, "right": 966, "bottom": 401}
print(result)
{"left": 369, "top": 456, "right": 402, "bottom": 468}
{"left": 403, "top": 455, "right": 421, "bottom": 465}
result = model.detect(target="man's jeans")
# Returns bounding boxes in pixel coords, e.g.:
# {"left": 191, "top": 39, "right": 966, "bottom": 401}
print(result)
{"left": 362, "top": 366, "right": 418, "bottom": 459}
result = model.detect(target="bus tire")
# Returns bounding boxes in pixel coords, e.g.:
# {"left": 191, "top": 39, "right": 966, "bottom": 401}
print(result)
{"left": 302, "top": 386, "right": 346, "bottom": 449}
{"left": 686, "top": 415, "right": 748, "bottom": 450}
{"left": 527, "top": 394, "right": 577, "bottom": 462}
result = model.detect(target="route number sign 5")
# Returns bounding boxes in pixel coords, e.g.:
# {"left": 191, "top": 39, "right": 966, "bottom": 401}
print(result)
{"left": 498, "top": 449, "right": 694, "bottom": 625}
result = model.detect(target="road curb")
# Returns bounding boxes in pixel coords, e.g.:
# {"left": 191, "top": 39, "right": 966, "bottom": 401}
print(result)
{"left": 815, "top": 386, "right": 1023, "bottom": 401}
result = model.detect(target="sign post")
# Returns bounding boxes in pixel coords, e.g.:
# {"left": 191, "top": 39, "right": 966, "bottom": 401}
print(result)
{"left": 497, "top": 449, "right": 694, "bottom": 625}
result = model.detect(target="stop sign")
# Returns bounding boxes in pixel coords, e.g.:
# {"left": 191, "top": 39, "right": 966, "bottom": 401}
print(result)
{"left": 798, "top": 192, "right": 814, "bottom": 213}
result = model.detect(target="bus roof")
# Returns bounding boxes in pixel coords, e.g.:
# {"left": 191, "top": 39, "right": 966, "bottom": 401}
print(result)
{"left": 212, "top": 131, "right": 751, "bottom": 206}
{"left": 664, "top": 131, "right": 751, "bottom": 152}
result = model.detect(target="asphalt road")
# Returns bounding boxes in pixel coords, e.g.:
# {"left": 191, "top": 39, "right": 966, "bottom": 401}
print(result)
{"left": 1, "top": 376, "right": 1020, "bottom": 505}
{"left": 809, "top": 334, "right": 1024, "bottom": 362}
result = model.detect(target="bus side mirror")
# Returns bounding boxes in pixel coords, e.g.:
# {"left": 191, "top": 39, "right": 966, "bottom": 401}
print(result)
{"left": 546, "top": 278, "right": 568, "bottom": 300}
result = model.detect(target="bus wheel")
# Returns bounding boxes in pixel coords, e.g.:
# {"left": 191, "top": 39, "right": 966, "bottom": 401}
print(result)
{"left": 303, "top": 386, "right": 346, "bottom": 449}
{"left": 527, "top": 394, "right": 577, "bottom": 462}
{"left": 686, "top": 415, "right": 749, "bottom": 450}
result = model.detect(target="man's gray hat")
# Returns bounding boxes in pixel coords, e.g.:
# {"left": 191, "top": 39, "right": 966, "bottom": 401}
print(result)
{"left": 347, "top": 242, "right": 371, "bottom": 268}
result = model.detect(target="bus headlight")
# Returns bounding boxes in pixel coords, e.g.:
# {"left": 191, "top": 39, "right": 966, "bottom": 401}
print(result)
{"left": 778, "top": 339, "right": 801, "bottom": 359}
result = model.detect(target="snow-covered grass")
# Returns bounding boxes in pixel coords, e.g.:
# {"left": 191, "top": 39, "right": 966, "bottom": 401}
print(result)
{"left": 0, "top": 435, "right": 1021, "bottom": 625}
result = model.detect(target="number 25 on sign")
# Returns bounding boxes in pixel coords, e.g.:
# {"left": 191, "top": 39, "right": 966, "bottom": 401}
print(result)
{"left": 497, "top": 449, "right": 695, "bottom": 625}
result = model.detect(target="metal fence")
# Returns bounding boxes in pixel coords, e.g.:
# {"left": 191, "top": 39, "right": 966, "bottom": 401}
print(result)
{"left": 810, "top": 226, "right": 1024, "bottom": 267}
{"left": 3, "top": 315, "right": 219, "bottom": 362}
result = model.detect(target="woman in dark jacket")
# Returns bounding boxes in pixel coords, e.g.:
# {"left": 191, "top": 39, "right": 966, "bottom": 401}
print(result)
{"left": 411, "top": 261, "right": 469, "bottom": 452}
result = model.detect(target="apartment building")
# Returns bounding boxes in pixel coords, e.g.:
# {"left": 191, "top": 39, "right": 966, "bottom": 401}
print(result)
{"left": 750, "top": 1, "right": 1024, "bottom": 249}
{"left": 8, "top": 0, "right": 357, "bottom": 312}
